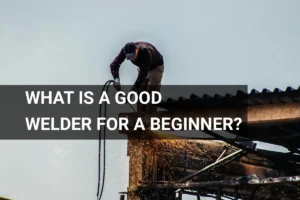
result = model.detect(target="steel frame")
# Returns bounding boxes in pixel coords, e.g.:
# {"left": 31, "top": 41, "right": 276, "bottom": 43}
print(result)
{"left": 120, "top": 136, "right": 300, "bottom": 199}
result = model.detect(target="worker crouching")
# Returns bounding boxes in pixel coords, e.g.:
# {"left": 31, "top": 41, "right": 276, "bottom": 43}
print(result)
{"left": 109, "top": 41, "right": 164, "bottom": 115}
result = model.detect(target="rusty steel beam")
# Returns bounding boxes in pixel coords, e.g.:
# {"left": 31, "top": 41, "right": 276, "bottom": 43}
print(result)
{"left": 160, "top": 159, "right": 283, "bottom": 178}
{"left": 201, "top": 130, "right": 300, "bottom": 174}
{"left": 169, "top": 167, "right": 241, "bottom": 182}
{"left": 196, "top": 185, "right": 289, "bottom": 200}
{"left": 134, "top": 175, "right": 300, "bottom": 191}
{"left": 177, "top": 149, "right": 245, "bottom": 183}
{"left": 156, "top": 149, "right": 281, "bottom": 170}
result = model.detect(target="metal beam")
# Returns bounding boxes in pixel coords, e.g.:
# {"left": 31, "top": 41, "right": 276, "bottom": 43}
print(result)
{"left": 135, "top": 175, "right": 300, "bottom": 191}
{"left": 176, "top": 149, "right": 245, "bottom": 183}
{"left": 216, "top": 147, "right": 228, "bottom": 161}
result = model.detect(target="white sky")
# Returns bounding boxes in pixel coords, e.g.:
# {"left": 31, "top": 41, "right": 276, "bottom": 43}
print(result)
{"left": 0, "top": 0, "right": 299, "bottom": 200}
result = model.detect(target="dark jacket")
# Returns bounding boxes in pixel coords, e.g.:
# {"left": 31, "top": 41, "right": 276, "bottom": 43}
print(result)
{"left": 110, "top": 41, "right": 164, "bottom": 90}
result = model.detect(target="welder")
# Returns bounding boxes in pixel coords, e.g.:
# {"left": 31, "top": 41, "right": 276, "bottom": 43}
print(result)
{"left": 109, "top": 41, "right": 165, "bottom": 114}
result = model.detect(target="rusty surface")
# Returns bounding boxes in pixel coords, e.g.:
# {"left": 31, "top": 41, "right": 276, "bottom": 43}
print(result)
{"left": 133, "top": 175, "right": 300, "bottom": 190}
{"left": 157, "top": 154, "right": 283, "bottom": 178}
{"left": 123, "top": 101, "right": 300, "bottom": 199}
{"left": 125, "top": 135, "right": 300, "bottom": 200}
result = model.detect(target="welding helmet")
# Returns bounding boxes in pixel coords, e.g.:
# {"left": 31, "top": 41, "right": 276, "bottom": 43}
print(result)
{"left": 124, "top": 42, "right": 137, "bottom": 60}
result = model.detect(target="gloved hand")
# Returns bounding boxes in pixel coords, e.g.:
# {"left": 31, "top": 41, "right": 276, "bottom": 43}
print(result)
{"left": 113, "top": 78, "right": 121, "bottom": 91}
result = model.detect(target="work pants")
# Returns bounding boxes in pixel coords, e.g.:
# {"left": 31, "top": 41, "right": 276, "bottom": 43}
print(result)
{"left": 136, "top": 65, "right": 164, "bottom": 114}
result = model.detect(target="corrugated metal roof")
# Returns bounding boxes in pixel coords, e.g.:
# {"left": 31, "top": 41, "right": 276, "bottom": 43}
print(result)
{"left": 158, "top": 86, "right": 300, "bottom": 110}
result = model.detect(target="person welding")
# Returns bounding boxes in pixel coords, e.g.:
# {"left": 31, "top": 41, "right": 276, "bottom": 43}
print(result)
{"left": 109, "top": 41, "right": 164, "bottom": 114}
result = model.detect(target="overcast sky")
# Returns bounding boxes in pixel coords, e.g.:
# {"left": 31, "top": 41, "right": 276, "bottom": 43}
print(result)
{"left": 0, "top": 0, "right": 299, "bottom": 200}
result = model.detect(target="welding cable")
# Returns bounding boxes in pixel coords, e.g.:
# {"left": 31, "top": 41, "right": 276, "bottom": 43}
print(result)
{"left": 97, "top": 82, "right": 157, "bottom": 200}
{"left": 97, "top": 80, "right": 110, "bottom": 199}
{"left": 97, "top": 80, "right": 115, "bottom": 200}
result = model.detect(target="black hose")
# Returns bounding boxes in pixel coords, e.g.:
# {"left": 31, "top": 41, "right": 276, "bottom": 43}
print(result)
{"left": 97, "top": 80, "right": 115, "bottom": 200}
{"left": 96, "top": 81, "right": 139, "bottom": 200}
